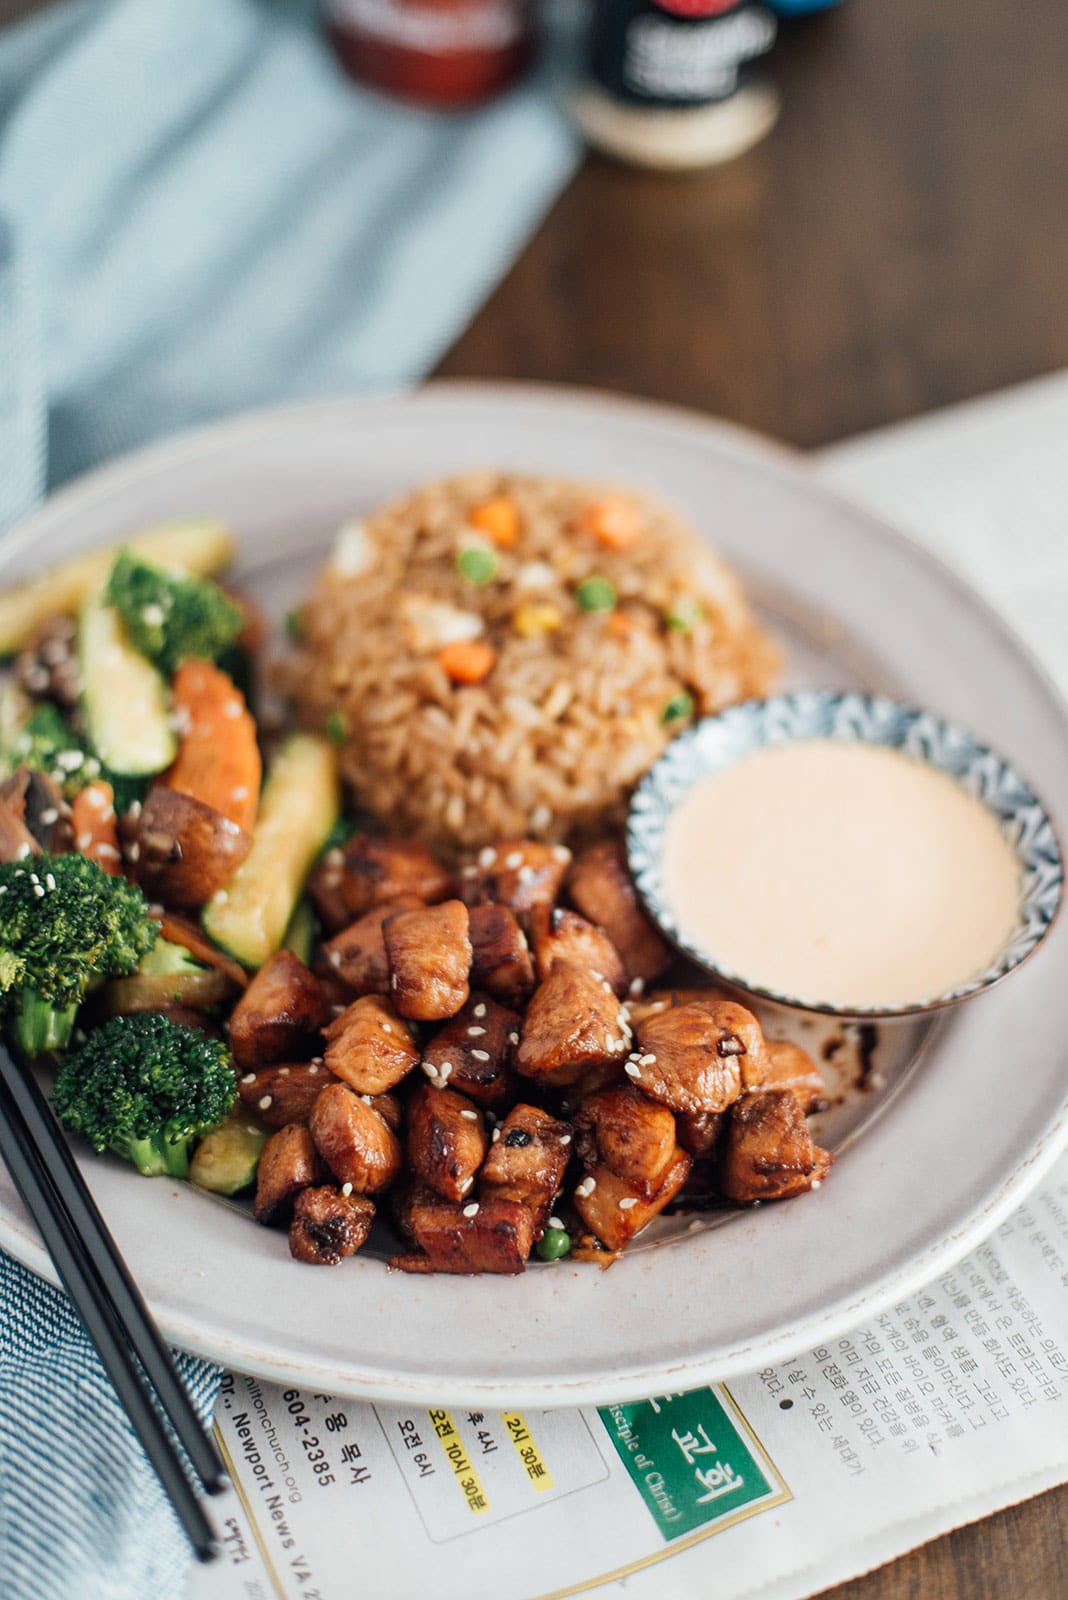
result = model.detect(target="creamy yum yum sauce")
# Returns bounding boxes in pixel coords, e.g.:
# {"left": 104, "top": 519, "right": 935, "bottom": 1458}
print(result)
{"left": 661, "top": 740, "right": 1022, "bottom": 1009}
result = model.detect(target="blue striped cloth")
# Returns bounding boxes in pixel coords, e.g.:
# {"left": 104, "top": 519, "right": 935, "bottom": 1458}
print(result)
{"left": 0, "top": 2, "right": 578, "bottom": 1595}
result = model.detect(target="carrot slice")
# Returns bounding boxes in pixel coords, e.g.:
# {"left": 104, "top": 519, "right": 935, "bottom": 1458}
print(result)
{"left": 579, "top": 497, "right": 642, "bottom": 552}
{"left": 162, "top": 660, "right": 261, "bottom": 832}
{"left": 469, "top": 497, "right": 519, "bottom": 547}
{"left": 437, "top": 640, "right": 497, "bottom": 685}
{"left": 70, "top": 781, "right": 122, "bottom": 875}
{"left": 159, "top": 912, "right": 249, "bottom": 989}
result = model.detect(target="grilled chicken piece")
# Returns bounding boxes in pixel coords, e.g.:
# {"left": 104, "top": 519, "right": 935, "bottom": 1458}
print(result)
{"left": 229, "top": 951, "right": 331, "bottom": 1071}
{"left": 310, "top": 1081, "right": 404, "bottom": 1194}
{"left": 289, "top": 1186, "right": 375, "bottom": 1265}
{"left": 369, "top": 1090, "right": 403, "bottom": 1135}
{"left": 721, "top": 1090, "right": 832, "bottom": 1203}
{"left": 460, "top": 839, "right": 572, "bottom": 917}
{"left": 479, "top": 1103, "right": 572, "bottom": 1237}
{"left": 132, "top": 787, "right": 251, "bottom": 907}
{"left": 675, "top": 1109, "right": 726, "bottom": 1160}
{"left": 237, "top": 1060, "right": 336, "bottom": 1127}
{"left": 421, "top": 993, "right": 521, "bottom": 1108}
{"left": 574, "top": 1085, "right": 677, "bottom": 1197}
{"left": 516, "top": 961, "right": 632, "bottom": 1087}
{"left": 529, "top": 905, "right": 627, "bottom": 997}
{"left": 467, "top": 902, "right": 535, "bottom": 1006}
{"left": 253, "top": 1124, "right": 322, "bottom": 1225}
{"left": 566, "top": 839, "right": 671, "bottom": 983}
{"left": 385, "top": 900, "right": 472, "bottom": 1021}
{"left": 390, "top": 1196, "right": 533, "bottom": 1276}
{"left": 319, "top": 895, "right": 424, "bottom": 996}
{"left": 389, "top": 1177, "right": 443, "bottom": 1248}
{"left": 624, "top": 985, "right": 733, "bottom": 1029}
{"left": 308, "top": 834, "right": 454, "bottom": 931}
{"left": 405, "top": 1083, "right": 488, "bottom": 1202}
{"left": 323, "top": 995, "right": 419, "bottom": 1095}
{"left": 633, "top": 1000, "right": 764, "bottom": 1115}
{"left": 758, "top": 1039, "right": 828, "bottom": 1113}
{"left": 17, "top": 614, "right": 80, "bottom": 708}
{"left": 573, "top": 1145, "right": 692, "bottom": 1252}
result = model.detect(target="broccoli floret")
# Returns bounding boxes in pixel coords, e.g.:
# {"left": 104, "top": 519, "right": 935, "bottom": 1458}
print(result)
{"left": 54, "top": 1013, "right": 236, "bottom": 1178}
{"left": 0, "top": 852, "right": 157, "bottom": 1055}
{"left": 106, "top": 551, "right": 244, "bottom": 678}
{"left": 7, "top": 703, "right": 146, "bottom": 814}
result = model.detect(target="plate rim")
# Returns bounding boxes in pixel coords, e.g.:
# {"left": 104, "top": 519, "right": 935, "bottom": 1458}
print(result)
{"left": 4, "top": 379, "right": 1068, "bottom": 1407}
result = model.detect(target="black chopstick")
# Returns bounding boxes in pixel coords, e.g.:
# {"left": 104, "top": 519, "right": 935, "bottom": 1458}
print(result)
{"left": 1, "top": 1048, "right": 228, "bottom": 1496}
{"left": 0, "top": 1054, "right": 220, "bottom": 1562}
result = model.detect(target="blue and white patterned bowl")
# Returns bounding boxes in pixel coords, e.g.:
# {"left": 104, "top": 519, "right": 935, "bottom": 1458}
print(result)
{"left": 627, "top": 690, "right": 1065, "bottom": 1019}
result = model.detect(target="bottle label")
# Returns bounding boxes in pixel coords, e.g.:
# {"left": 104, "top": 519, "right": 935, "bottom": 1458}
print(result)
{"left": 590, "top": 0, "right": 777, "bottom": 107}
{"left": 325, "top": 0, "right": 526, "bottom": 54}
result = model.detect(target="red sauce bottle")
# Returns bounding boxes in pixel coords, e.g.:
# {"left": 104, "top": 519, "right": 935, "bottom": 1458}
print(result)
{"left": 324, "top": 0, "right": 536, "bottom": 108}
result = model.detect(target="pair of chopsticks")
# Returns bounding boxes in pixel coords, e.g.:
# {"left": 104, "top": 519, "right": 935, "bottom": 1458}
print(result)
{"left": 0, "top": 1044, "right": 225, "bottom": 1562}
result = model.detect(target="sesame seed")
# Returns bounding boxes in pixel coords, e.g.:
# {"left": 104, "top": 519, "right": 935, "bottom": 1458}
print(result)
{"left": 221, "top": 818, "right": 241, "bottom": 836}
{"left": 15, "top": 843, "right": 30, "bottom": 859}
{"left": 258, "top": 1095, "right": 273, "bottom": 1110}
{"left": 467, "top": 1026, "right": 486, "bottom": 1037}
{"left": 470, "top": 1049, "right": 490, "bottom": 1062}
{"left": 326, "top": 848, "right": 344, "bottom": 867}
{"left": 811, "top": 1179, "right": 822, "bottom": 1190}
{"left": 382, "top": 1022, "right": 393, "bottom": 1034}
{"left": 473, "top": 1003, "right": 486, "bottom": 1018}
{"left": 308, "top": 1064, "right": 320, "bottom": 1074}
{"left": 127, "top": 842, "right": 140, "bottom": 863}
{"left": 552, "top": 845, "right": 571, "bottom": 862}
{"left": 212, "top": 889, "right": 228, "bottom": 904}
{"left": 278, "top": 1067, "right": 290, "bottom": 1076}
{"left": 508, "top": 1031, "right": 519, "bottom": 1046}
{"left": 128, "top": 800, "right": 142, "bottom": 821}
{"left": 575, "top": 1176, "right": 596, "bottom": 1198}
{"left": 548, "top": 1216, "right": 563, "bottom": 1230}
{"left": 361, "top": 1095, "right": 373, "bottom": 1105}
{"left": 517, "top": 865, "right": 537, "bottom": 885}
{"left": 601, "top": 979, "right": 613, "bottom": 994}
{"left": 311, "top": 1057, "right": 323, "bottom": 1066}
{"left": 32, "top": 884, "right": 45, "bottom": 898}
{"left": 96, "top": 844, "right": 121, "bottom": 861}
{"left": 342, "top": 1182, "right": 354, "bottom": 1196}
{"left": 619, "top": 1197, "right": 638, "bottom": 1210}
{"left": 478, "top": 847, "right": 497, "bottom": 869}
{"left": 241, "top": 1073, "right": 256, "bottom": 1084}
{"left": 639, "top": 1054, "right": 657, "bottom": 1066}
{"left": 232, "top": 786, "right": 248, "bottom": 801}
{"left": 460, "top": 1176, "right": 474, "bottom": 1195}
{"left": 460, "top": 1109, "right": 479, "bottom": 1120}
{"left": 224, "top": 701, "right": 242, "bottom": 718}
{"left": 439, "top": 1062, "right": 453, "bottom": 1082}
{"left": 391, "top": 974, "right": 398, "bottom": 988}
{"left": 624, "top": 1062, "right": 642, "bottom": 1079}
{"left": 492, "top": 1127, "right": 501, "bottom": 1142}
{"left": 329, "top": 950, "right": 343, "bottom": 968}
{"left": 77, "top": 833, "right": 93, "bottom": 850}
{"left": 628, "top": 977, "right": 645, "bottom": 997}
{"left": 605, "top": 1036, "right": 616, "bottom": 1052}
{"left": 504, "top": 850, "right": 523, "bottom": 869}
{"left": 331, "top": 1004, "right": 345, "bottom": 1017}
{"left": 560, "top": 1134, "right": 572, "bottom": 1146}
{"left": 56, "top": 749, "right": 84, "bottom": 771}
{"left": 39, "top": 808, "right": 58, "bottom": 826}
{"left": 462, "top": 1202, "right": 479, "bottom": 1217}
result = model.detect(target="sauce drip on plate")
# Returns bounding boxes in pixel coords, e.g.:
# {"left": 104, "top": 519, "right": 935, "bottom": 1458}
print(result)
{"left": 661, "top": 740, "right": 1022, "bottom": 1009}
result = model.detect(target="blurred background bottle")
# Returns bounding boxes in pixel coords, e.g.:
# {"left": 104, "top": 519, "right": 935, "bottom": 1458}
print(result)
{"left": 324, "top": 0, "right": 535, "bottom": 106}
{"left": 571, "top": 0, "right": 781, "bottom": 171}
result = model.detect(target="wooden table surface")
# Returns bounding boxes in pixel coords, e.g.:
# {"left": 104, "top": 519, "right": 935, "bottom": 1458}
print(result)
{"left": 446, "top": 3, "right": 1068, "bottom": 1595}
{"left": 5, "top": 0, "right": 1068, "bottom": 1595}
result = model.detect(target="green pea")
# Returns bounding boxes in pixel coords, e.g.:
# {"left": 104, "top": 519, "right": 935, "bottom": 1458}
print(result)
{"left": 666, "top": 597, "right": 703, "bottom": 633}
{"left": 536, "top": 1227, "right": 572, "bottom": 1262}
{"left": 576, "top": 576, "right": 617, "bottom": 613}
{"left": 661, "top": 691, "right": 694, "bottom": 725}
{"left": 325, "top": 710, "right": 348, "bottom": 745}
{"left": 456, "top": 546, "right": 499, "bottom": 586}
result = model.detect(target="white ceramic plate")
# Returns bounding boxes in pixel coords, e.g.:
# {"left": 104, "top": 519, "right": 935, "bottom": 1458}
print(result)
{"left": 3, "top": 384, "right": 1068, "bottom": 1408}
